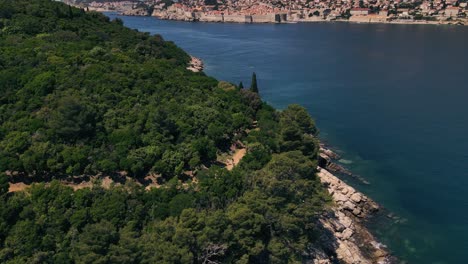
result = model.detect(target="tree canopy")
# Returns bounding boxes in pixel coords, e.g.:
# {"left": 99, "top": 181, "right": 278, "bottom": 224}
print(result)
{"left": 0, "top": 0, "right": 259, "bottom": 179}
{"left": 0, "top": 0, "right": 330, "bottom": 263}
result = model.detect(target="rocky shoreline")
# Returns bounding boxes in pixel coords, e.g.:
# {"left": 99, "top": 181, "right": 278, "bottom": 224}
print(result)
{"left": 312, "top": 147, "right": 397, "bottom": 264}
{"left": 319, "top": 145, "right": 371, "bottom": 185}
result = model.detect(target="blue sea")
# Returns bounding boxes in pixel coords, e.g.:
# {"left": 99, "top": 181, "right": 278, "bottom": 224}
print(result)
{"left": 107, "top": 13, "right": 468, "bottom": 263}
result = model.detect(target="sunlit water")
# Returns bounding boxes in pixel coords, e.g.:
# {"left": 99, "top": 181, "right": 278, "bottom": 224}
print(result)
{"left": 107, "top": 13, "right": 468, "bottom": 263}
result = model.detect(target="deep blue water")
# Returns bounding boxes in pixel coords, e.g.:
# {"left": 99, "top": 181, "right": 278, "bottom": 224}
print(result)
{"left": 107, "top": 13, "right": 468, "bottom": 264}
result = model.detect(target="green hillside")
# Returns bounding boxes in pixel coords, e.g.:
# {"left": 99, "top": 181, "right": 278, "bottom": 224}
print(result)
{"left": 0, "top": 0, "right": 330, "bottom": 263}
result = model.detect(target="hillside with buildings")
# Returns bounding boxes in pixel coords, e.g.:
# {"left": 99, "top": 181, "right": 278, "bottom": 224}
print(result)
{"left": 67, "top": 0, "right": 468, "bottom": 24}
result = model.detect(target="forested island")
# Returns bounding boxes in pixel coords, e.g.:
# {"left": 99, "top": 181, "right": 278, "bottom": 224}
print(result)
{"left": 0, "top": 0, "right": 392, "bottom": 263}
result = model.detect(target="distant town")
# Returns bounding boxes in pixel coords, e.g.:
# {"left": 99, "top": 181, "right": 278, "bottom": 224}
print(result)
{"left": 64, "top": 0, "right": 468, "bottom": 25}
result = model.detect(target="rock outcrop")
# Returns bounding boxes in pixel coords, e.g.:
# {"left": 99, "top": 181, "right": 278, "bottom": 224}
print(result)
{"left": 318, "top": 146, "right": 353, "bottom": 176}
{"left": 187, "top": 56, "right": 204, "bottom": 72}
{"left": 320, "top": 145, "right": 341, "bottom": 160}
{"left": 121, "top": 8, "right": 149, "bottom": 16}
{"left": 319, "top": 146, "right": 370, "bottom": 185}
{"left": 311, "top": 167, "right": 393, "bottom": 264}
{"left": 153, "top": 7, "right": 197, "bottom": 22}
{"left": 318, "top": 168, "right": 379, "bottom": 217}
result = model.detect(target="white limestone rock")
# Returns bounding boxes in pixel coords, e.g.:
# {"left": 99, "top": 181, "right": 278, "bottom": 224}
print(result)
{"left": 351, "top": 192, "right": 362, "bottom": 203}
{"left": 344, "top": 200, "right": 356, "bottom": 211}
{"left": 342, "top": 228, "right": 354, "bottom": 240}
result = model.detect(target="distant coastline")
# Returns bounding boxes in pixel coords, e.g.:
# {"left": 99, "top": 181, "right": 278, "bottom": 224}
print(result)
{"left": 97, "top": 9, "right": 468, "bottom": 26}
{"left": 150, "top": 14, "right": 467, "bottom": 26}
{"left": 148, "top": 6, "right": 467, "bottom": 26}
{"left": 82, "top": 3, "right": 468, "bottom": 26}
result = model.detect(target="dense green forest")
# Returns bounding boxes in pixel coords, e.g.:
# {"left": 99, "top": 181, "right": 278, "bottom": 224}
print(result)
{"left": 0, "top": 0, "right": 330, "bottom": 262}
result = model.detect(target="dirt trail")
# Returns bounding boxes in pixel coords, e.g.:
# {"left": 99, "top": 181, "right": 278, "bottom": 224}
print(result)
{"left": 9, "top": 182, "right": 29, "bottom": 193}
{"left": 9, "top": 179, "right": 99, "bottom": 193}
{"left": 226, "top": 148, "right": 247, "bottom": 171}
{"left": 8, "top": 175, "right": 162, "bottom": 193}
{"left": 8, "top": 147, "right": 247, "bottom": 193}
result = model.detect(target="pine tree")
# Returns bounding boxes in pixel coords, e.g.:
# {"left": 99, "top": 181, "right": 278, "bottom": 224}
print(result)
{"left": 238, "top": 81, "right": 244, "bottom": 90}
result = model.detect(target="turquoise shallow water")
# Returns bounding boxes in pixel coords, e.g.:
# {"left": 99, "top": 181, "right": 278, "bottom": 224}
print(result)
{"left": 107, "top": 13, "right": 468, "bottom": 263}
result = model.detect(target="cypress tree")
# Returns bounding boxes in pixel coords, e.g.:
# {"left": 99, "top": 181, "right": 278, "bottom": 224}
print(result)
{"left": 250, "top": 72, "right": 258, "bottom": 93}
{"left": 0, "top": 172, "right": 8, "bottom": 197}
{"left": 238, "top": 81, "right": 244, "bottom": 90}
{"left": 68, "top": 5, "right": 74, "bottom": 18}
{"left": 54, "top": 6, "right": 61, "bottom": 17}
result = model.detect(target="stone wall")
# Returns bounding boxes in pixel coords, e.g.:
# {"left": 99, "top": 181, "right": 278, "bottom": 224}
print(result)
{"left": 251, "top": 14, "right": 277, "bottom": 23}
{"left": 223, "top": 14, "right": 252, "bottom": 23}
{"left": 199, "top": 13, "right": 223, "bottom": 22}
{"left": 349, "top": 15, "right": 388, "bottom": 23}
